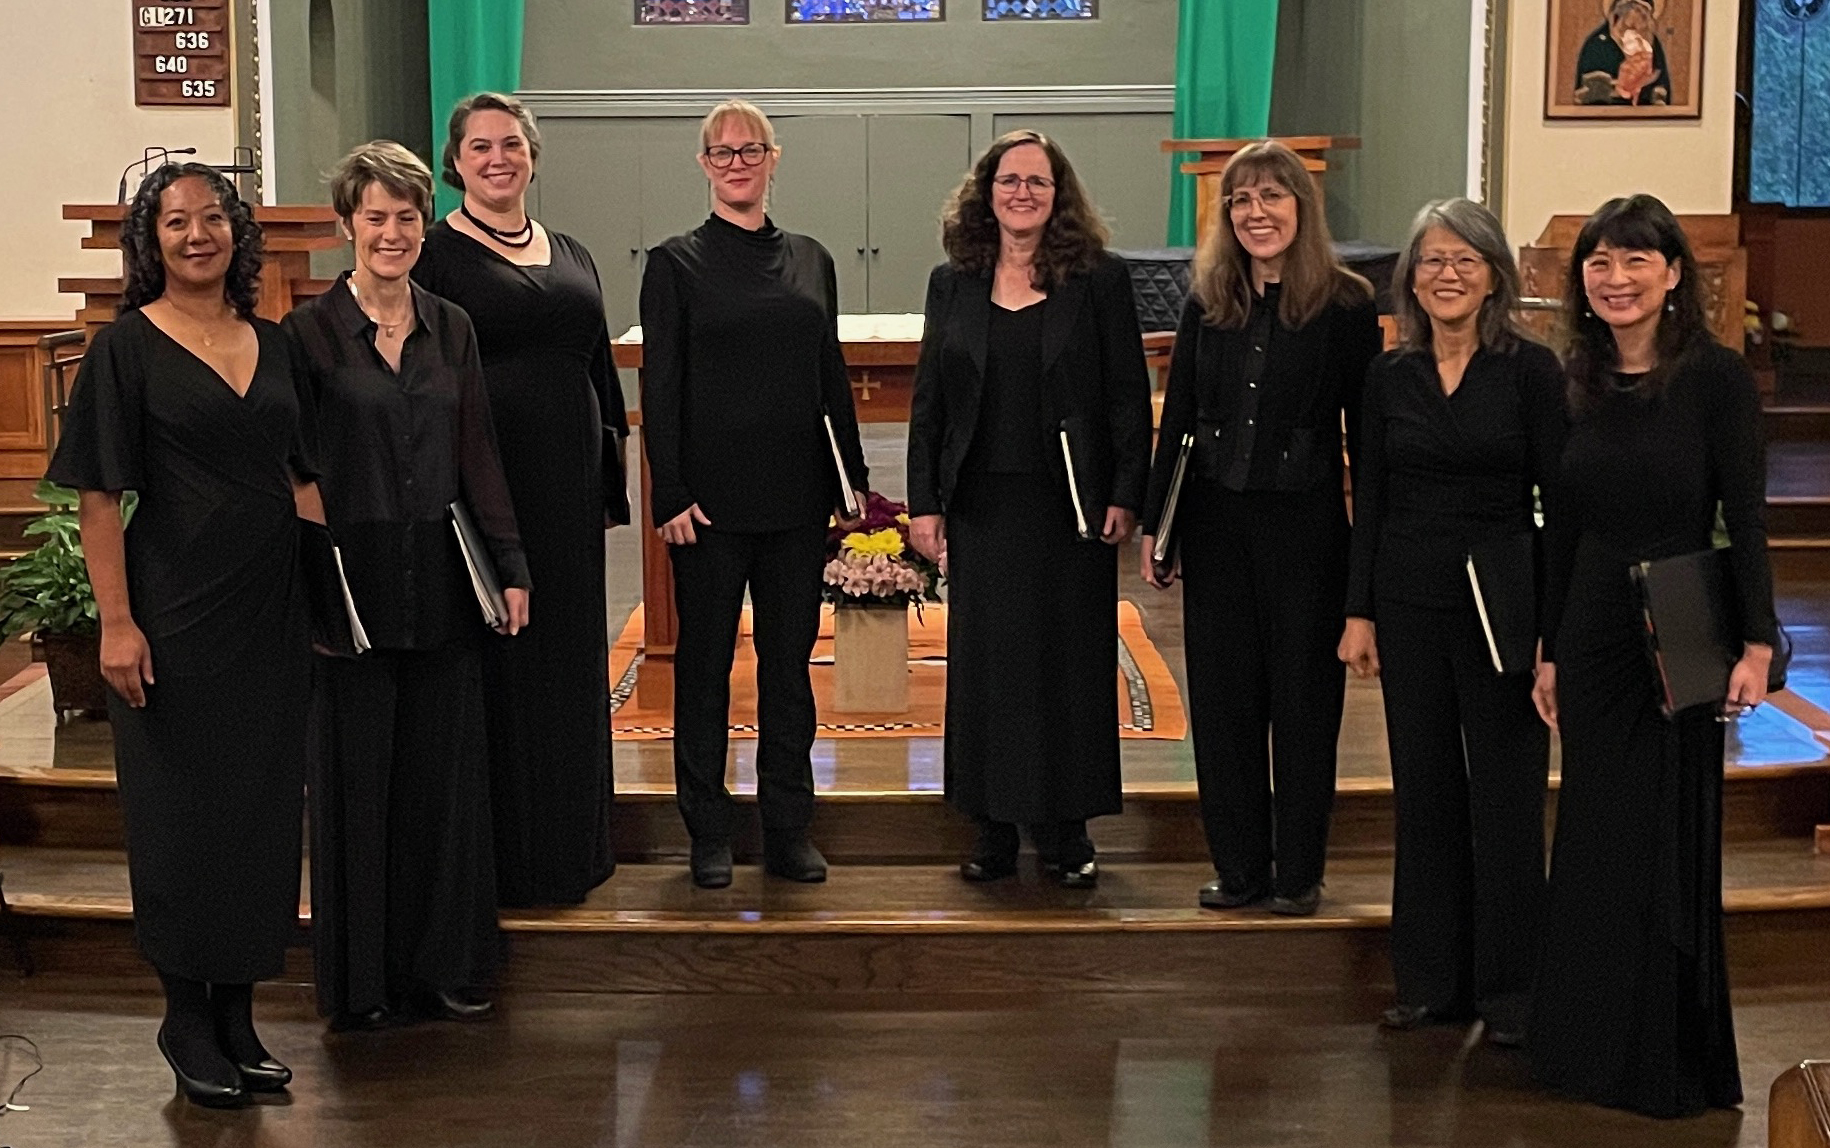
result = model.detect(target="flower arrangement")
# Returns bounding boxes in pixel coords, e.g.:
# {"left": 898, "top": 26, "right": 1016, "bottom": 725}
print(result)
{"left": 823, "top": 492, "right": 943, "bottom": 610}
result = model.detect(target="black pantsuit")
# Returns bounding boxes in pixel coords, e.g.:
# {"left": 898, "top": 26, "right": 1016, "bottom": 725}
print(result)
{"left": 1179, "top": 481, "right": 1347, "bottom": 894}
{"left": 669, "top": 524, "right": 827, "bottom": 838}
{"left": 308, "top": 641, "right": 498, "bottom": 1016}
{"left": 1375, "top": 600, "right": 1546, "bottom": 1026}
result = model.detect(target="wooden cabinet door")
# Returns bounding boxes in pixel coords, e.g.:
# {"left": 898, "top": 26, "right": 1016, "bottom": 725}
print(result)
{"left": 768, "top": 115, "right": 869, "bottom": 313}
{"left": 865, "top": 115, "right": 971, "bottom": 314}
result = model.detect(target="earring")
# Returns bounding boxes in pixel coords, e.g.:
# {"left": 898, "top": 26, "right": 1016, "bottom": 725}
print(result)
{"left": 1665, "top": 299, "right": 1675, "bottom": 313}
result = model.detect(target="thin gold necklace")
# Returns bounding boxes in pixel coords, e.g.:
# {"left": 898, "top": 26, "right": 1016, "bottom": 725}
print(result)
{"left": 348, "top": 279, "right": 412, "bottom": 338}
{"left": 165, "top": 299, "right": 234, "bottom": 347}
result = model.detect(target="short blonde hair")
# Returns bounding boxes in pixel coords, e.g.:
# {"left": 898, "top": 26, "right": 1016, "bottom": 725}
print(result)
{"left": 699, "top": 99, "right": 777, "bottom": 152}
{"left": 329, "top": 140, "right": 436, "bottom": 222}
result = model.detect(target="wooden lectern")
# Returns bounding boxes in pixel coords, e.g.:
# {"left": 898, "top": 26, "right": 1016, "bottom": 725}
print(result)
{"left": 58, "top": 204, "right": 342, "bottom": 346}
{"left": 1161, "top": 136, "right": 1361, "bottom": 249}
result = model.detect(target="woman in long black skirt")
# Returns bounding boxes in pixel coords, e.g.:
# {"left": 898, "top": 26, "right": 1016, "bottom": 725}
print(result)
{"left": 907, "top": 130, "right": 1153, "bottom": 887}
{"left": 285, "top": 142, "right": 530, "bottom": 1030}
{"left": 51, "top": 164, "right": 319, "bottom": 1107}
{"left": 1530, "top": 194, "right": 1775, "bottom": 1118}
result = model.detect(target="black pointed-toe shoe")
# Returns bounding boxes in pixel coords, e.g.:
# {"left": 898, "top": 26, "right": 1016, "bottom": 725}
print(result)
{"left": 763, "top": 836, "right": 829, "bottom": 883}
{"left": 1055, "top": 860, "right": 1099, "bottom": 889}
{"left": 158, "top": 1028, "right": 248, "bottom": 1109}
{"left": 690, "top": 838, "right": 735, "bottom": 889}
{"left": 234, "top": 1056, "right": 293, "bottom": 1092}
{"left": 1198, "top": 880, "right": 1269, "bottom": 910}
{"left": 1266, "top": 885, "right": 1323, "bottom": 917}
{"left": 959, "top": 853, "right": 1019, "bottom": 882}
{"left": 412, "top": 989, "right": 495, "bottom": 1023}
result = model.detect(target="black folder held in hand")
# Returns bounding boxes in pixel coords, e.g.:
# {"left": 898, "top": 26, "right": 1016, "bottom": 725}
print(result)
{"left": 1464, "top": 533, "right": 1537, "bottom": 675}
{"left": 1631, "top": 547, "right": 1741, "bottom": 718}
{"left": 450, "top": 500, "right": 508, "bottom": 630}
{"left": 299, "top": 520, "right": 371, "bottom": 656}
{"left": 1151, "top": 433, "right": 1196, "bottom": 583}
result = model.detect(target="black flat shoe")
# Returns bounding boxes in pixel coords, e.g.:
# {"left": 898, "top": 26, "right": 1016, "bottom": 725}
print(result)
{"left": 690, "top": 839, "right": 734, "bottom": 889}
{"left": 959, "top": 855, "right": 1018, "bottom": 882}
{"left": 158, "top": 1028, "right": 247, "bottom": 1109}
{"left": 412, "top": 989, "right": 495, "bottom": 1023}
{"left": 763, "top": 836, "right": 828, "bottom": 883}
{"left": 1198, "top": 880, "right": 1269, "bottom": 910}
{"left": 234, "top": 1057, "right": 292, "bottom": 1092}
{"left": 1055, "top": 860, "right": 1098, "bottom": 889}
{"left": 1267, "top": 885, "right": 1323, "bottom": 917}
{"left": 1379, "top": 1003, "right": 1476, "bottom": 1031}
{"left": 327, "top": 1005, "right": 393, "bottom": 1033}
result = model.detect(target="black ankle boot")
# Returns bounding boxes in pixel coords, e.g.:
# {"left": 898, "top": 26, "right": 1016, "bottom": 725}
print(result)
{"left": 211, "top": 982, "right": 291, "bottom": 1092}
{"left": 158, "top": 973, "right": 246, "bottom": 1109}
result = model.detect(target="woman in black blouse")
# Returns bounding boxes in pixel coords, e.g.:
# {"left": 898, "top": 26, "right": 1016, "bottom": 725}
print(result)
{"left": 640, "top": 99, "right": 869, "bottom": 889}
{"left": 412, "top": 93, "right": 628, "bottom": 908}
{"left": 50, "top": 164, "right": 319, "bottom": 1106}
{"left": 906, "top": 130, "right": 1152, "bottom": 886}
{"left": 1338, "top": 198, "right": 1563, "bottom": 1045}
{"left": 1139, "top": 141, "right": 1381, "bottom": 916}
{"left": 285, "top": 142, "right": 530, "bottom": 1030}
{"left": 1529, "top": 195, "right": 1773, "bottom": 1118}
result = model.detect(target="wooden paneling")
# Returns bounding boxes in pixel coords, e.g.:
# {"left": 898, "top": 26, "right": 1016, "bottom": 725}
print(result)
{"left": 0, "top": 321, "right": 81, "bottom": 479}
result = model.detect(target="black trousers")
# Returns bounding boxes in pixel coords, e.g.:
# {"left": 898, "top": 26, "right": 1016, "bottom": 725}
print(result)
{"left": 308, "top": 641, "right": 499, "bottom": 1018}
{"left": 669, "top": 524, "right": 827, "bottom": 841}
{"left": 1376, "top": 599, "right": 1549, "bottom": 1028}
{"left": 1180, "top": 482, "right": 1347, "bottom": 896}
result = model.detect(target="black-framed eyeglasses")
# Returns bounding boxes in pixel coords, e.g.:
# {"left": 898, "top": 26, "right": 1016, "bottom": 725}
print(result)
{"left": 992, "top": 174, "right": 1055, "bottom": 195}
{"left": 704, "top": 143, "right": 771, "bottom": 169}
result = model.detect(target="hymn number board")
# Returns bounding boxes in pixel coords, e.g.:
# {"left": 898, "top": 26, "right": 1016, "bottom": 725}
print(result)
{"left": 134, "top": 1, "right": 230, "bottom": 107}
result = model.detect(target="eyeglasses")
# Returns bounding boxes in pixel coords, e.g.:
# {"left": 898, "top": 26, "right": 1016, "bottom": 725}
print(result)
{"left": 1226, "top": 187, "right": 1291, "bottom": 213}
{"left": 1416, "top": 255, "right": 1487, "bottom": 278}
{"left": 704, "top": 143, "right": 771, "bottom": 169}
{"left": 992, "top": 174, "right": 1055, "bottom": 195}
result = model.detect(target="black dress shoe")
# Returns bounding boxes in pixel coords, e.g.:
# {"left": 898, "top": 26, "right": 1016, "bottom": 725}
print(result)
{"left": 158, "top": 1028, "right": 248, "bottom": 1109}
{"left": 1055, "top": 860, "right": 1098, "bottom": 889}
{"left": 327, "top": 1005, "right": 393, "bottom": 1033}
{"left": 690, "top": 839, "right": 734, "bottom": 889}
{"left": 763, "top": 836, "right": 828, "bottom": 883}
{"left": 959, "top": 854, "right": 1018, "bottom": 882}
{"left": 233, "top": 1056, "right": 292, "bottom": 1092}
{"left": 1198, "top": 880, "right": 1269, "bottom": 910}
{"left": 412, "top": 989, "right": 495, "bottom": 1022}
{"left": 1484, "top": 1024, "right": 1526, "bottom": 1048}
{"left": 1267, "top": 885, "right": 1323, "bottom": 917}
{"left": 1379, "top": 1003, "right": 1475, "bottom": 1031}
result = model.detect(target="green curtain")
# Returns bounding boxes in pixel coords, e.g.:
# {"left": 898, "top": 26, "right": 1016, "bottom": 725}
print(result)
{"left": 1167, "top": 0, "right": 1280, "bottom": 246}
{"left": 427, "top": 0, "right": 527, "bottom": 214}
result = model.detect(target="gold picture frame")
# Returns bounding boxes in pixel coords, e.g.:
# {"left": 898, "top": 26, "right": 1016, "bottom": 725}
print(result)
{"left": 1545, "top": 0, "right": 1704, "bottom": 119}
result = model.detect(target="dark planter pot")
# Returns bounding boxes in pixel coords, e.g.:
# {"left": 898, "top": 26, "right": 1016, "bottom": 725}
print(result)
{"left": 35, "top": 631, "right": 110, "bottom": 717}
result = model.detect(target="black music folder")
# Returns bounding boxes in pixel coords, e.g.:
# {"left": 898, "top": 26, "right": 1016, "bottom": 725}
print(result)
{"left": 1464, "top": 532, "right": 1537, "bottom": 675}
{"left": 450, "top": 500, "right": 509, "bottom": 630}
{"left": 1631, "top": 547, "right": 1741, "bottom": 718}
{"left": 299, "top": 520, "right": 370, "bottom": 656}
{"left": 1151, "top": 433, "right": 1195, "bottom": 583}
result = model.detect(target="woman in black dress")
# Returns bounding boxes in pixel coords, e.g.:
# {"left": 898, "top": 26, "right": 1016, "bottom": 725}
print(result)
{"left": 639, "top": 99, "right": 869, "bottom": 889}
{"left": 1529, "top": 195, "right": 1774, "bottom": 1118}
{"left": 1338, "top": 198, "right": 1563, "bottom": 1046}
{"left": 286, "top": 142, "right": 530, "bottom": 1030}
{"left": 906, "top": 130, "right": 1152, "bottom": 887}
{"left": 412, "top": 93, "right": 629, "bottom": 907}
{"left": 1139, "top": 141, "right": 1381, "bottom": 916}
{"left": 50, "top": 164, "right": 318, "bottom": 1107}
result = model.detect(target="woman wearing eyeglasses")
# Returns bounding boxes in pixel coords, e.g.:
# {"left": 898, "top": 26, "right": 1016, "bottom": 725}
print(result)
{"left": 1338, "top": 199, "right": 1564, "bottom": 1047}
{"left": 412, "top": 92, "right": 629, "bottom": 910}
{"left": 1139, "top": 140, "right": 1381, "bottom": 917}
{"left": 639, "top": 99, "right": 869, "bottom": 889}
{"left": 906, "top": 130, "right": 1152, "bottom": 887}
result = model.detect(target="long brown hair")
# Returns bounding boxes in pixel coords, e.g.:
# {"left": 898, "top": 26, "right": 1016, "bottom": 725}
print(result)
{"left": 940, "top": 130, "right": 1109, "bottom": 289}
{"left": 1189, "top": 140, "right": 1371, "bottom": 330}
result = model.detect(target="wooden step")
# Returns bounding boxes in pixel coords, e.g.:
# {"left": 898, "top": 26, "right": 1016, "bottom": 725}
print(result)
{"left": 4, "top": 840, "right": 1826, "bottom": 996}
{"left": 1765, "top": 404, "right": 1830, "bottom": 444}
{"left": 1775, "top": 538, "right": 1830, "bottom": 582}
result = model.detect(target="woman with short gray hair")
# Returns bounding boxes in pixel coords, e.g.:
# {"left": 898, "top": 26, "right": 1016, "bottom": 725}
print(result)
{"left": 1337, "top": 197, "right": 1565, "bottom": 1046}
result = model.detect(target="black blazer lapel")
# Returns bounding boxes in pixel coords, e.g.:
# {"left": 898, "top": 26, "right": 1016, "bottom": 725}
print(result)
{"left": 1040, "top": 274, "right": 1087, "bottom": 380}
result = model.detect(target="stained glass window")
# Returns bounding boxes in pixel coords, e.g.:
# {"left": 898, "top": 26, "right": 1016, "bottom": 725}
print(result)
{"left": 786, "top": 0, "right": 943, "bottom": 23}
{"left": 983, "top": 0, "right": 1093, "bottom": 18}
{"left": 636, "top": 0, "right": 749, "bottom": 24}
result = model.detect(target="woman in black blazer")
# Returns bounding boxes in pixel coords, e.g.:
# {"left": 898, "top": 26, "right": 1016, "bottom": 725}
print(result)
{"left": 1139, "top": 140, "right": 1381, "bottom": 916}
{"left": 907, "top": 130, "right": 1153, "bottom": 887}
{"left": 1338, "top": 198, "right": 1564, "bottom": 1045}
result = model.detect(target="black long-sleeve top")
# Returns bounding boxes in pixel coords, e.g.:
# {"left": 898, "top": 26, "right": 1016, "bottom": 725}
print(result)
{"left": 1345, "top": 339, "right": 1568, "bottom": 618}
{"left": 638, "top": 213, "right": 869, "bottom": 533}
{"left": 283, "top": 274, "right": 530, "bottom": 650}
{"left": 1540, "top": 340, "right": 1774, "bottom": 662}
{"left": 1142, "top": 281, "right": 1381, "bottom": 533}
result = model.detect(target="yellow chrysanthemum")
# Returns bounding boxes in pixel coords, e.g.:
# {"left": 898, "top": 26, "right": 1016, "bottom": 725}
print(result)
{"left": 843, "top": 529, "right": 905, "bottom": 558}
{"left": 895, "top": 512, "right": 910, "bottom": 524}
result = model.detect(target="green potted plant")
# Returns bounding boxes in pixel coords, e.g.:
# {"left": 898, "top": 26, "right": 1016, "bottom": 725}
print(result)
{"left": 0, "top": 480, "right": 134, "bottom": 718}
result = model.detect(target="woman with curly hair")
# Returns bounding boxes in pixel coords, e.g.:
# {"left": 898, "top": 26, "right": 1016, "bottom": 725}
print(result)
{"left": 1138, "top": 140, "right": 1381, "bottom": 916}
{"left": 48, "top": 163, "right": 323, "bottom": 1107}
{"left": 906, "top": 130, "right": 1153, "bottom": 887}
{"left": 639, "top": 99, "right": 869, "bottom": 888}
